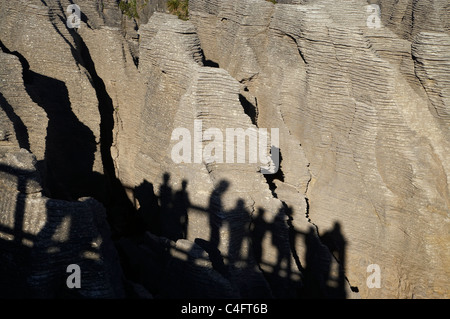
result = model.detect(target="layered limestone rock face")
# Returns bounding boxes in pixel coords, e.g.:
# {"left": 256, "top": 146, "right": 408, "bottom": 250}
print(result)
{"left": 0, "top": 0, "right": 124, "bottom": 298}
{"left": 189, "top": 0, "right": 450, "bottom": 298}
{"left": 0, "top": 99, "right": 124, "bottom": 298}
{"left": 0, "top": 0, "right": 448, "bottom": 299}
{"left": 125, "top": 12, "right": 300, "bottom": 298}
{"left": 0, "top": 0, "right": 103, "bottom": 200}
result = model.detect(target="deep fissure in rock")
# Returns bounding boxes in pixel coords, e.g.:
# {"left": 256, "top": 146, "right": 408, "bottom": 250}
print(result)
{"left": 73, "top": 31, "right": 139, "bottom": 238}
{"left": 263, "top": 147, "right": 284, "bottom": 196}
{"left": 239, "top": 94, "right": 258, "bottom": 126}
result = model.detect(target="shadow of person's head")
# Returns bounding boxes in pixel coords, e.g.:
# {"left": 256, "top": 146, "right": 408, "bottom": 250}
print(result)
{"left": 163, "top": 172, "right": 170, "bottom": 184}
{"left": 217, "top": 180, "right": 229, "bottom": 193}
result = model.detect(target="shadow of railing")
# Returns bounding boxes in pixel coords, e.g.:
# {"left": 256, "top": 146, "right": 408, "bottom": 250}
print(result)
{"left": 0, "top": 163, "right": 110, "bottom": 298}
{"left": 0, "top": 160, "right": 349, "bottom": 298}
{"left": 130, "top": 173, "right": 350, "bottom": 299}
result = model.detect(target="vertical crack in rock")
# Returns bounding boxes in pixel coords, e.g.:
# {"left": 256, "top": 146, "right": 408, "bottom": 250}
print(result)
{"left": 73, "top": 32, "right": 137, "bottom": 237}
{"left": 36, "top": 0, "right": 137, "bottom": 234}
{"left": 0, "top": 42, "right": 32, "bottom": 152}
{"left": 304, "top": 184, "right": 359, "bottom": 295}
{"left": 238, "top": 94, "right": 258, "bottom": 126}
{"left": 263, "top": 148, "right": 285, "bottom": 196}
{"left": 282, "top": 200, "right": 304, "bottom": 275}
{"left": 0, "top": 41, "right": 33, "bottom": 85}
{"left": 284, "top": 32, "right": 307, "bottom": 64}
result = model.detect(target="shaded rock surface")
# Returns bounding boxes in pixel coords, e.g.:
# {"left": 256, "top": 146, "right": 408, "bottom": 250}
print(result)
{"left": 0, "top": 142, "right": 124, "bottom": 298}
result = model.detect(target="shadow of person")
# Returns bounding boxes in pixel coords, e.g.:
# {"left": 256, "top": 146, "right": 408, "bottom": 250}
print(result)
{"left": 227, "top": 199, "right": 250, "bottom": 266}
{"left": 272, "top": 208, "right": 292, "bottom": 280}
{"left": 250, "top": 208, "right": 269, "bottom": 265}
{"left": 302, "top": 226, "right": 326, "bottom": 298}
{"left": 302, "top": 225, "right": 337, "bottom": 298}
{"left": 320, "top": 221, "right": 347, "bottom": 299}
{"left": 159, "top": 173, "right": 174, "bottom": 240}
{"left": 258, "top": 206, "right": 303, "bottom": 298}
{"left": 193, "top": 180, "right": 230, "bottom": 278}
{"left": 173, "top": 180, "right": 190, "bottom": 240}
{"left": 283, "top": 205, "right": 303, "bottom": 273}
{"left": 134, "top": 180, "right": 161, "bottom": 236}
{"left": 208, "top": 180, "right": 229, "bottom": 251}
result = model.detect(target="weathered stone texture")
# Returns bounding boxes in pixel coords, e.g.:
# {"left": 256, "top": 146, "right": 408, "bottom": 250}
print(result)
{"left": 0, "top": 146, "right": 124, "bottom": 298}
{"left": 0, "top": 0, "right": 448, "bottom": 299}
{"left": 189, "top": 0, "right": 449, "bottom": 298}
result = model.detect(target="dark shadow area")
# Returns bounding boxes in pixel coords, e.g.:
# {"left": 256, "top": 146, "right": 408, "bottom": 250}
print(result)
{"left": 0, "top": 40, "right": 33, "bottom": 85}
{"left": 264, "top": 147, "right": 284, "bottom": 194}
{"left": 0, "top": 164, "right": 35, "bottom": 273}
{"left": 0, "top": 164, "right": 120, "bottom": 298}
{"left": 272, "top": 208, "right": 292, "bottom": 277}
{"left": 285, "top": 204, "right": 303, "bottom": 276}
{"left": 26, "top": 71, "right": 97, "bottom": 201}
{"left": 159, "top": 173, "right": 174, "bottom": 240}
{"left": 0, "top": 162, "right": 350, "bottom": 298}
{"left": 23, "top": 0, "right": 142, "bottom": 238}
{"left": 0, "top": 166, "right": 31, "bottom": 298}
{"left": 239, "top": 94, "right": 258, "bottom": 126}
{"left": 201, "top": 50, "right": 220, "bottom": 68}
{"left": 69, "top": 16, "right": 139, "bottom": 239}
{"left": 227, "top": 199, "right": 249, "bottom": 265}
{"left": 200, "top": 49, "right": 220, "bottom": 68}
{"left": 27, "top": 200, "right": 97, "bottom": 298}
{"left": 116, "top": 172, "right": 350, "bottom": 299}
{"left": 259, "top": 204, "right": 299, "bottom": 298}
{"left": 320, "top": 221, "right": 347, "bottom": 299}
{"left": 208, "top": 180, "right": 229, "bottom": 252}
{"left": 172, "top": 180, "right": 190, "bottom": 240}
{"left": 0, "top": 3, "right": 351, "bottom": 298}
{"left": 250, "top": 208, "right": 269, "bottom": 265}
{"left": 1, "top": 35, "right": 98, "bottom": 203}
{"left": 152, "top": 175, "right": 191, "bottom": 242}
{"left": 300, "top": 226, "right": 328, "bottom": 297}
{"left": 134, "top": 180, "right": 161, "bottom": 236}
{"left": 298, "top": 221, "right": 350, "bottom": 299}
{"left": 203, "top": 59, "right": 220, "bottom": 68}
